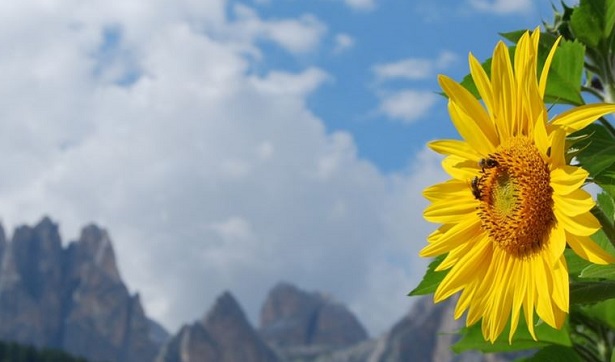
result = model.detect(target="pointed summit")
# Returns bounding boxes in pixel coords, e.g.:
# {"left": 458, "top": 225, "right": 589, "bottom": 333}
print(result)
{"left": 157, "top": 291, "right": 279, "bottom": 362}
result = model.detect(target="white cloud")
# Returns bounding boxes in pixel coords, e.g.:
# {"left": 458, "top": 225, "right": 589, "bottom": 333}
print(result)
{"left": 333, "top": 33, "right": 355, "bottom": 54}
{"left": 344, "top": 0, "right": 376, "bottom": 11}
{"left": 232, "top": 4, "right": 327, "bottom": 54}
{"left": 469, "top": 0, "right": 533, "bottom": 14}
{"left": 373, "top": 51, "right": 457, "bottom": 81}
{"left": 0, "top": 0, "right": 443, "bottom": 338}
{"left": 378, "top": 90, "right": 439, "bottom": 123}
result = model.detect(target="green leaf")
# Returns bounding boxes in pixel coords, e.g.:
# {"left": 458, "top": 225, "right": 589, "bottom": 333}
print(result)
{"left": 452, "top": 318, "right": 572, "bottom": 353}
{"left": 570, "top": 0, "right": 605, "bottom": 48}
{"left": 579, "top": 299, "right": 615, "bottom": 329}
{"left": 569, "top": 0, "right": 615, "bottom": 48}
{"left": 570, "top": 124, "right": 615, "bottom": 187}
{"left": 518, "top": 345, "right": 581, "bottom": 362}
{"left": 544, "top": 39, "right": 585, "bottom": 105}
{"left": 408, "top": 254, "right": 447, "bottom": 296}
{"left": 598, "top": 192, "right": 615, "bottom": 222}
{"left": 579, "top": 264, "right": 615, "bottom": 279}
{"left": 570, "top": 280, "right": 615, "bottom": 304}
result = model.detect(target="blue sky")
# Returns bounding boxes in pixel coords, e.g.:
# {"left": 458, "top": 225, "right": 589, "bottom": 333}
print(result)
{"left": 0, "top": 0, "right": 569, "bottom": 336}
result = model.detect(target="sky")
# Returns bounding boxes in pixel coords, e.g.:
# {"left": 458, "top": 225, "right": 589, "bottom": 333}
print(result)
{"left": 0, "top": 0, "right": 562, "bottom": 336}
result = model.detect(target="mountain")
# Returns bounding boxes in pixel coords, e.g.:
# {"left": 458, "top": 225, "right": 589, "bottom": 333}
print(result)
{"left": 0, "top": 217, "right": 167, "bottom": 362}
{"left": 0, "top": 217, "right": 529, "bottom": 362}
{"left": 156, "top": 291, "right": 279, "bottom": 362}
{"left": 259, "top": 282, "right": 369, "bottom": 360}
{"left": 311, "top": 296, "right": 525, "bottom": 362}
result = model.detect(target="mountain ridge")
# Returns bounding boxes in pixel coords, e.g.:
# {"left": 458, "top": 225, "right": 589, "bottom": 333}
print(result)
{"left": 0, "top": 217, "right": 523, "bottom": 362}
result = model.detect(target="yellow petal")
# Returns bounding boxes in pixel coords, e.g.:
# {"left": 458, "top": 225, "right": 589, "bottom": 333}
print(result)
{"left": 547, "top": 222, "right": 567, "bottom": 265}
{"left": 532, "top": 109, "right": 550, "bottom": 156}
{"left": 523, "top": 285, "right": 537, "bottom": 341}
{"left": 428, "top": 139, "right": 482, "bottom": 160}
{"left": 442, "top": 155, "right": 479, "bottom": 181}
{"left": 486, "top": 251, "right": 514, "bottom": 342}
{"left": 436, "top": 238, "right": 479, "bottom": 271}
{"left": 551, "top": 256, "right": 569, "bottom": 313}
{"left": 508, "top": 259, "right": 526, "bottom": 343}
{"left": 491, "top": 41, "right": 516, "bottom": 139}
{"left": 553, "top": 188, "right": 595, "bottom": 217}
{"left": 434, "top": 235, "right": 492, "bottom": 302}
{"left": 447, "top": 100, "right": 497, "bottom": 155}
{"left": 423, "top": 197, "right": 478, "bottom": 224}
{"left": 566, "top": 232, "right": 615, "bottom": 264}
{"left": 549, "top": 129, "right": 566, "bottom": 168}
{"left": 551, "top": 103, "right": 615, "bottom": 133}
{"left": 555, "top": 208, "right": 601, "bottom": 236}
{"left": 469, "top": 53, "right": 495, "bottom": 119}
{"left": 533, "top": 257, "right": 556, "bottom": 328}
{"left": 423, "top": 180, "right": 471, "bottom": 202}
{"left": 539, "top": 36, "right": 561, "bottom": 98}
{"left": 551, "top": 166, "right": 588, "bottom": 195}
{"left": 439, "top": 75, "right": 498, "bottom": 148}
{"left": 454, "top": 283, "right": 476, "bottom": 319}
{"left": 421, "top": 217, "right": 482, "bottom": 257}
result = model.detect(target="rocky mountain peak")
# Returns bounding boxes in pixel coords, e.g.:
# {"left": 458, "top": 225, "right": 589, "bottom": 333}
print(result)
{"left": 202, "top": 291, "right": 245, "bottom": 326}
{"left": 0, "top": 217, "right": 164, "bottom": 362}
{"left": 68, "top": 223, "right": 121, "bottom": 282}
{"left": 156, "top": 291, "right": 279, "bottom": 362}
{"left": 259, "top": 281, "right": 368, "bottom": 350}
{"left": 11, "top": 217, "right": 64, "bottom": 300}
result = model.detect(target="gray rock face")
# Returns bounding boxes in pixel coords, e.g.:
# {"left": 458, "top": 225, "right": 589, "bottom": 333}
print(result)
{"left": 259, "top": 282, "right": 368, "bottom": 351}
{"left": 314, "top": 296, "right": 524, "bottom": 362}
{"left": 157, "top": 291, "right": 279, "bottom": 362}
{"left": 0, "top": 217, "right": 167, "bottom": 362}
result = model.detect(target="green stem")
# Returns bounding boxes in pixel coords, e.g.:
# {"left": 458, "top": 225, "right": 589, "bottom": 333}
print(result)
{"left": 591, "top": 206, "right": 615, "bottom": 250}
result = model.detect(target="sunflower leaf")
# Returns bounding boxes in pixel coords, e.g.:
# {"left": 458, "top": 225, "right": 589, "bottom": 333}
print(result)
{"left": 579, "top": 299, "right": 615, "bottom": 330}
{"left": 544, "top": 39, "right": 585, "bottom": 106}
{"left": 570, "top": 280, "right": 615, "bottom": 304}
{"left": 408, "top": 254, "right": 447, "bottom": 296}
{"left": 570, "top": 124, "right": 615, "bottom": 188}
{"left": 517, "top": 345, "right": 581, "bottom": 362}
{"left": 579, "top": 264, "right": 615, "bottom": 279}
{"left": 452, "top": 318, "right": 571, "bottom": 353}
{"left": 598, "top": 192, "right": 615, "bottom": 221}
{"left": 569, "top": 0, "right": 615, "bottom": 49}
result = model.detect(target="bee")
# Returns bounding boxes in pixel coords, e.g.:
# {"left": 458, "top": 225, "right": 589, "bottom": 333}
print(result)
{"left": 478, "top": 157, "right": 498, "bottom": 172}
{"left": 470, "top": 176, "right": 481, "bottom": 200}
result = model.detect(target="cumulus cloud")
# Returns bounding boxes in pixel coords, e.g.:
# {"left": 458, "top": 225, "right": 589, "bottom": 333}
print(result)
{"left": 232, "top": 4, "right": 327, "bottom": 54}
{"left": 371, "top": 52, "right": 454, "bottom": 124}
{"left": 0, "top": 0, "right": 441, "bottom": 337}
{"left": 469, "top": 0, "right": 533, "bottom": 14}
{"left": 378, "top": 90, "right": 439, "bottom": 123}
{"left": 373, "top": 51, "right": 457, "bottom": 82}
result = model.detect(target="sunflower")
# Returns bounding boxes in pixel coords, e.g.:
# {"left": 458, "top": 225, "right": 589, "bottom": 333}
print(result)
{"left": 420, "top": 29, "right": 615, "bottom": 343}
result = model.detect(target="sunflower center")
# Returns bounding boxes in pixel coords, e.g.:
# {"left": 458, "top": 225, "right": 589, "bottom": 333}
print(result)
{"left": 477, "top": 136, "right": 554, "bottom": 258}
